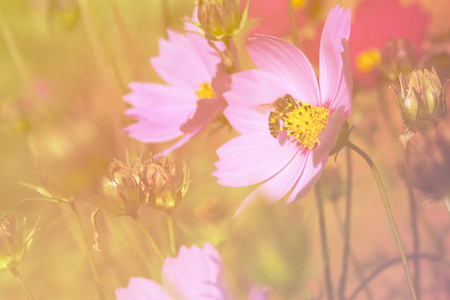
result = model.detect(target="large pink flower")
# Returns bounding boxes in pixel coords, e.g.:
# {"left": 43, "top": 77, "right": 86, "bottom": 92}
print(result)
{"left": 115, "top": 243, "right": 268, "bottom": 300}
{"left": 124, "top": 12, "right": 228, "bottom": 156}
{"left": 213, "top": 5, "right": 352, "bottom": 215}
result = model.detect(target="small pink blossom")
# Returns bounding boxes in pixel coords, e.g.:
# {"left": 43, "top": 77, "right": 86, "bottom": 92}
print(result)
{"left": 124, "top": 12, "right": 228, "bottom": 156}
{"left": 213, "top": 5, "right": 352, "bottom": 215}
{"left": 115, "top": 243, "right": 268, "bottom": 300}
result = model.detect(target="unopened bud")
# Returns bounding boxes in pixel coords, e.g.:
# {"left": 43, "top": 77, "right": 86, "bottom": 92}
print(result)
{"left": 98, "top": 160, "right": 141, "bottom": 217}
{"left": 393, "top": 68, "right": 447, "bottom": 132}
{"left": 0, "top": 213, "right": 38, "bottom": 270}
{"left": 140, "top": 157, "right": 189, "bottom": 213}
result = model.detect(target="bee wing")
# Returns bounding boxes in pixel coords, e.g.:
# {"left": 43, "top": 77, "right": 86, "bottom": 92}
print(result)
{"left": 256, "top": 103, "right": 274, "bottom": 114}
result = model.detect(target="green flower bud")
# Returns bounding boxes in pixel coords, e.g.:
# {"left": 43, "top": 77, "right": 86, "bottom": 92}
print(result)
{"left": 98, "top": 159, "right": 141, "bottom": 217}
{"left": 198, "top": 0, "right": 240, "bottom": 40}
{"left": 140, "top": 157, "right": 189, "bottom": 213}
{"left": 0, "top": 213, "right": 38, "bottom": 271}
{"left": 394, "top": 68, "right": 447, "bottom": 132}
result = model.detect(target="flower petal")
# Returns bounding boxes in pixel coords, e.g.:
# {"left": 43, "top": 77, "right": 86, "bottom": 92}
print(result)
{"left": 247, "top": 35, "right": 320, "bottom": 105}
{"left": 224, "top": 69, "right": 291, "bottom": 135}
{"left": 125, "top": 120, "right": 183, "bottom": 143}
{"left": 151, "top": 30, "right": 219, "bottom": 89}
{"left": 124, "top": 83, "right": 195, "bottom": 109}
{"left": 214, "top": 132, "right": 299, "bottom": 187}
{"left": 319, "top": 5, "right": 351, "bottom": 108}
{"left": 162, "top": 243, "right": 227, "bottom": 300}
{"left": 115, "top": 277, "right": 171, "bottom": 300}
{"left": 248, "top": 286, "right": 270, "bottom": 300}
{"left": 234, "top": 150, "right": 308, "bottom": 216}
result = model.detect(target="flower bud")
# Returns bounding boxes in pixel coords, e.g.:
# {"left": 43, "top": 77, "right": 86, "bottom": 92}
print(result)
{"left": 380, "top": 38, "right": 417, "bottom": 81}
{"left": 140, "top": 157, "right": 189, "bottom": 213}
{"left": 197, "top": 0, "right": 247, "bottom": 41}
{"left": 393, "top": 68, "right": 447, "bottom": 132}
{"left": 0, "top": 213, "right": 38, "bottom": 270}
{"left": 98, "top": 159, "right": 141, "bottom": 217}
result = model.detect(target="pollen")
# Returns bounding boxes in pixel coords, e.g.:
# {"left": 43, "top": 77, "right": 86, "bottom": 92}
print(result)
{"left": 281, "top": 102, "right": 330, "bottom": 150}
{"left": 356, "top": 48, "right": 381, "bottom": 73}
{"left": 195, "top": 82, "right": 215, "bottom": 100}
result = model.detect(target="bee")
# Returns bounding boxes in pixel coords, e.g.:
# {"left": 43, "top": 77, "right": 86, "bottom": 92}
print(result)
{"left": 261, "top": 94, "right": 299, "bottom": 138}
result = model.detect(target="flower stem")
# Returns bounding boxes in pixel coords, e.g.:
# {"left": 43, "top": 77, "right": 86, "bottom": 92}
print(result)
{"left": 133, "top": 216, "right": 165, "bottom": 262}
{"left": 408, "top": 186, "right": 421, "bottom": 300}
{"left": 106, "top": 0, "right": 144, "bottom": 80}
{"left": 10, "top": 267, "right": 35, "bottom": 300}
{"left": 69, "top": 202, "right": 105, "bottom": 300}
{"left": 338, "top": 147, "right": 352, "bottom": 300}
{"left": 167, "top": 213, "right": 177, "bottom": 256}
{"left": 315, "top": 182, "right": 333, "bottom": 300}
{"left": 286, "top": 0, "right": 300, "bottom": 48}
{"left": 346, "top": 141, "right": 417, "bottom": 300}
{"left": 224, "top": 38, "right": 237, "bottom": 73}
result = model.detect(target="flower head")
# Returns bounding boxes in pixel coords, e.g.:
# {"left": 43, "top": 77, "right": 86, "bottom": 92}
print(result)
{"left": 198, "top": 0, "right": 242, "bottom": 41}
{"left": 139, "top": 157, "right": 190, "bottom": 213}
{"left": 393, "top": 68, "right": 447, "bottom": 132}
{"left": 0, "top": 212, "right": 39, "bottom": 270}
{"left": 213, "top": 5, "right": 352, "bottom": 215}
{"left": 116, "top": 242, "right": 268, "bottom": 300}
{"left": 124, "top": 11, "right": 229, "bottom": 156}
{"left": 97, "top": 159, "right": 142, "bottom": 217}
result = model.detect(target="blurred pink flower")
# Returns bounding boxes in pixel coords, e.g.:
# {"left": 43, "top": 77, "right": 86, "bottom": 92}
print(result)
{"left": 115, "top": 243, "right": 268, "bottom": 300}
{"left": 213, "top": 5, "right": 352, "bottom": 215}
{"left": 124, "top": 12, "right": 228, "bottom": 156}
{"left": 350, "top": 0, "right": 429, "bottom": 86}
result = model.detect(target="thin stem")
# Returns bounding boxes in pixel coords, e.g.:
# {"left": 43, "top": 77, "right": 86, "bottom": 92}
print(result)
{"left": 338, "top": 147, "right": 352, "bottom": 299}
{"left": 0, "top": 4, "right": 38, "bottom": 107}
{"left": 286, "top": 0, "right": 300, "bottom": 48}
{"left": 167, "top": 213, "right": 177, "bottom": 256}
{"left": 106, "top": 0, "right": 144, "bottom": 80}
{"left": 346, "top": 141, "right": 417, "bottom": 300}
{"left": 224, "top": 38, "right": 237, "bottom": 73}
{"left": 348, "top": 253, "right": 447, "bottom": 300}
{"left": 315, "top": 182, "right": 333, "bottom": 300}
{"left": 409, "top": 186, "right": 421, "bottom": 300}
{"left": 160, "top": 0, "right": 170, "bottom": 39}
{"left": 10, "top": 267, "right": 35, "bottom": 300}
{"left": 69, "top": 202, "right": 105, "bottom": 300}
{"left": 133, "top": 216, "right": 165, "bottom": 262}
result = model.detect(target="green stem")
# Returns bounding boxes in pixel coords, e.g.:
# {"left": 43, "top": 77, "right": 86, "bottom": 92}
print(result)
{"left": 167, "top": 213, "right": 177, "bottom": 256}
{"left": 286, "top": 0, "right": 300, "bottom": 48}
{"left": 106, "top": 0, "right": 144, "bottom": 80}
{"left": 160, "top": 0, "right": 170, "bottom": 39}
{"left": 69, "top": 202, "right": 105, "bottom": 300}
{"left": 346, "top": 141, "right": 417, "bottom": 300}
{"left": 133, "top": 216, "right": 165, "bottom": 262}
{"left": 315, "top": 182, "right": 333, "bottom": 300}
{"left": 408, "top": 186, "right": 421, "bottom": 300}
{"left": 224, "top": 38, "right": 237, "bottom": 73}
{"left": 338, "top": 147, "right": 352, "bottom": 300}
{"left": 10, "top": 267, "right": 35, "bottom": 300}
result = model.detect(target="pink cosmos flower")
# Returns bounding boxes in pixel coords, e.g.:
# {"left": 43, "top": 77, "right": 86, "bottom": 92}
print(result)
{"left": 124, "top": 12, "right": 228, "bottom": 156}
{"left": 115, "top": 243, "right": 269, "bottom": 300}
{"left": 213, "top": 5, "right": 352, "bottom": 215}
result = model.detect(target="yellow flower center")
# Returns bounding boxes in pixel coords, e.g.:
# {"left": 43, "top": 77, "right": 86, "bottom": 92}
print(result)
{"left": 292, "top": 0, "right": 305, "bottom": 8}
{"left": 195, "top": 82, "right": 215, "bottom": 100}
{"left": 356, "top": 48, "right": 381, "bottom": 73}
{"left": 281, "top": 102, "right": 330, "bottom": 150}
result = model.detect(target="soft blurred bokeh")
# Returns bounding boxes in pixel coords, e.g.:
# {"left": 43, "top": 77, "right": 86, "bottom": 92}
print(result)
{"left": 1, "top": 0, "right": 450, "bottom": 299}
